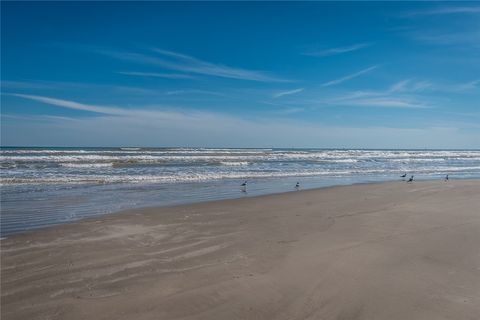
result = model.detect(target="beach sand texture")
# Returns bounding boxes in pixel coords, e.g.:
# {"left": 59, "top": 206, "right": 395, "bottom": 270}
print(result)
{"left": 2, "top": 180, "right": 480, "bottom": 320}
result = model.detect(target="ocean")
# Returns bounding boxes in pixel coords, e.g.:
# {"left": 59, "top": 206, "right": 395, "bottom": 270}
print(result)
{"left": 1, "top": 147, "right": 480, "bottom": 236}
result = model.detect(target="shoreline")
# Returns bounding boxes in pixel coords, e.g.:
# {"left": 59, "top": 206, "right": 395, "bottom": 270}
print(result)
{"left": 2, "top": 177, "right": 477, "bottom": 238}
{"left": 2, "top": 179, "right": 480, "bottom": 319}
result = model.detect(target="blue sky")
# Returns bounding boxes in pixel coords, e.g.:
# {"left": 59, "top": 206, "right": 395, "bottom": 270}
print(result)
{"left": 1, "top": 2, "right": 479, "bottom": 148}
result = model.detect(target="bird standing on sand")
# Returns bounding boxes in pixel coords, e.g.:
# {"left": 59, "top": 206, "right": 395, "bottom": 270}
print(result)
{"left": 407, "top": 175, "right": 414, "bottom": 183}
{"left": 445, "top": 174, "right": 449, "bottom": 181}
{"left": 295, "top": 182, "right": 300, "bottom": 189}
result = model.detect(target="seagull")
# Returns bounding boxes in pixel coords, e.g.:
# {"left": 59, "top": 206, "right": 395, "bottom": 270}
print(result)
{"left": 445, "top": 174, "right": 449, "bottom": 181}
{"left": 407, "top": 175, "right": 414, "bottom": 183}
{"left": 400, "top": 173, "right": 407, "bottom": 178}
{"left": 295, "top": 182, "right": 300, "bottom": 189}
{"left": 240, "top": 181, "right": 247, "bottom": 192}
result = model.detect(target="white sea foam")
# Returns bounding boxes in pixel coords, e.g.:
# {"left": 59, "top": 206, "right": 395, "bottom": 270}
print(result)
{"left": 59, "top": 162, "right": 114, "bottom": 168}
{"left": 3, "top": 165, "right": 480, "bottom": 186}
{"left": 218, "top": 161, "right": 250, "bottom": 166}
{"left": 1, "top": 148, "right": 480, "bottom": 186}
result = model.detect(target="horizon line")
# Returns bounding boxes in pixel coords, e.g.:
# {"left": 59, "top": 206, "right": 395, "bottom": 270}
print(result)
{"left": 1, "top": 145, "right": 479, "bottom": 151}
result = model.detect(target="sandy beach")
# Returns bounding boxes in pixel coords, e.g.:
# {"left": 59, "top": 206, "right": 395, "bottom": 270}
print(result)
{"left": 1, "top": 180, "right": 480, "bottom": 320}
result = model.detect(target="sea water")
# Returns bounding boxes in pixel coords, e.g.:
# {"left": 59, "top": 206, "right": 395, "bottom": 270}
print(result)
{"left": 2, "top": 147, "right": 480, "bottom": 236}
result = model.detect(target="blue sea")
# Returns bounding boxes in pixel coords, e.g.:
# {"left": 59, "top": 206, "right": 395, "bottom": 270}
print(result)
{"left": 1, "top": 147, "right": 480, "bottom": 236}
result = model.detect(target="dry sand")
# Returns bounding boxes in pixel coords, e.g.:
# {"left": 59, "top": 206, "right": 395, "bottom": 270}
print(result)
{"left": 1, "top": 180, "right": 480, "bottom": 320}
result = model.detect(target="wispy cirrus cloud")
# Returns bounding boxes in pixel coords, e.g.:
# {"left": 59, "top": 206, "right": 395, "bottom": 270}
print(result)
{"left": 273, "top": 88, "right": 304, "bottom": 98}
{"left": 389, "top": 79, "right": 433, "bottom": 93}
{"left": 411, "top": 30, "right": 480, "bottom": 47}
{"left": 408, "top": 6, "right": 480, "bottom": 16}
{"left": 278, "top": 107, "right": 306, "bottom": 114}
{"left": 325, "top": 91, "right": 432, "bottom": 109}
{"left": 324, "top": 79, "right": 434, "bottom": 109}
{"left": 389, "top": 80, "right": 410, "bottom": 93}
{"left": 321, "top": 66, "right": 378, "bottom": 87}
{"left": 99, "top": 48, "right": 289, "bottom": 82}
{"left": 117, "top": 71, "right": 196, "bottom": 79}
{"left": 303, "top": 43, "right": 372, "bottom": 57}
{"left": 448, "top": 79, "right": 480, "bottom": 92}
{"left": 7, "top": 93, "right": 224, "bottom": 123}
{"left": 165, "top": 89, "right": 225, "bottom": 97}
{"left": 402, "top": 6, "right": 480, "bottom": 48}
{"left": 1, "top": 80, "right": 156, "bottom": 95}
{"left": 7, "top": 93, "right": 127, "bottom": 115}
{"left": 389, "top": 78, "right": 479, "bottom": 93}
{"left": 343, "top": 97, "right": 431, "bottom": 109}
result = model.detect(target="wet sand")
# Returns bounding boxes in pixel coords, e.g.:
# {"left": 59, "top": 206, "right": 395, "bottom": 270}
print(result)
{"left": 2, "top": 180, "right": 480, "bottom": 320}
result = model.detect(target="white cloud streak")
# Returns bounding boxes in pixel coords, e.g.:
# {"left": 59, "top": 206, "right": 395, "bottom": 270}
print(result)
{"left": 324, "top": 76, "right": 479, "bottom": 110}
{"left": 325, "top": 79, "right": 435, "bottom": 109}
{"left": 2, "top": 80, "right": 155, "bottom": 95}
{"left": 389, "top": 80, "right": 411, "bottom": 93}
{"left": 273, "top": 88, "right": 304, "bottom": 98}
{"left": 8, "top": 93, "right": 127, "bottom": 115}
{"left": 409, "top": 6, "right": 480, "bottom": 16}
{"left": 117, "top": 71, "right": 196, "bottom": 79}
{"left": 304, "top": 43, "right": 371, "bottom": 57}
{"left": 389, "top": 79, "right": 479, "bottom": 94}
{"left": 412, "top": 30, "right": 480, "bottom": 46}
{"left": 453, "top": 79, "right": 480, "bottom": 92}
{"left": 321, "top": 66, "right": 378, "bottom": 87}
{"left": 165, "top": 89, "right": 225, "bottom": 97}
{"left": 389, "top": 79, "right": 433, "bottom": 93}
{"left": 100, "top": 49, "right": 288, "bottom": 82}
{"left": 344, "top": 98, "right": 431, "bottom": 109}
